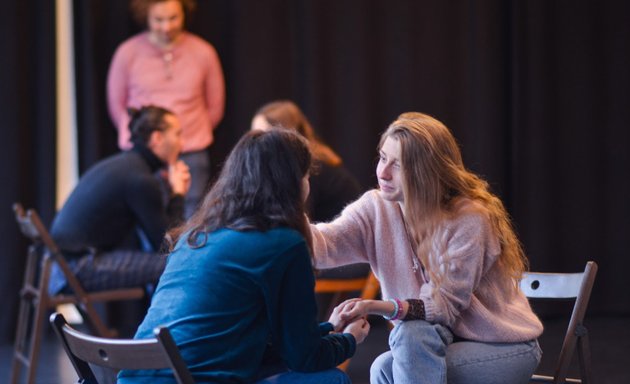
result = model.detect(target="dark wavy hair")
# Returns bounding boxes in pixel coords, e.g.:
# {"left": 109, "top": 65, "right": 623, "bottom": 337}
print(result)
{"left": 128, "top": 105, "right": 174, "bottom": 145}
{"left": 168, "top": 128, "right": 313, "bottom": 251}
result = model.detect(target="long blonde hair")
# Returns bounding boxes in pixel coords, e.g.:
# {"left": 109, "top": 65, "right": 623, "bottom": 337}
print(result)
{"left": 381, "top": 112, "right": 527, "bottom": 288}
{"left": 254, "top": 100, "right": 342, "bottom": 167}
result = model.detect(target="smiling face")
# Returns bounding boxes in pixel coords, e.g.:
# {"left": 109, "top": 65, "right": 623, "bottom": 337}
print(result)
{"left": 147, "top": 0, "right": 185, "bottom": 47}
{"left": 376, "top": 136, "right": 405, "bottom": 204}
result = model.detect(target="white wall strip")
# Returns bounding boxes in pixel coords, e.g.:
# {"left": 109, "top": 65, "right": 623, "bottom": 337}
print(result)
{"left": 55, "top": 0, "right": 78, "bottom": 210}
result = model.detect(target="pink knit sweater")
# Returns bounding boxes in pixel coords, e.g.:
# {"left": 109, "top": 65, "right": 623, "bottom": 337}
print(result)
{"left": 311, "top": 190, "right": 543, "bottom": 343}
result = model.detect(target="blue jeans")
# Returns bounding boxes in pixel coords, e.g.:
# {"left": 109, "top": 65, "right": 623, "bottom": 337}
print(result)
{"left": 179, "top": 149, "right": 211, "bottom": 219}
{"left": 370, "top": 320, "right": 541, "bottom": 384}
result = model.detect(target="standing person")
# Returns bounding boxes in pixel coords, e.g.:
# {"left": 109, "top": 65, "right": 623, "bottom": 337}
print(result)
{"left": 50, "top": 105, "right": 190, "bottom": 294}
{"left": 310, "top": 112, "right": 543, "bottom": 383}
{"left": 107, "top": 0, "right": 225, "bottom": 218}
{"left": 117, "top": 129, "right": 369, "bottom": 384}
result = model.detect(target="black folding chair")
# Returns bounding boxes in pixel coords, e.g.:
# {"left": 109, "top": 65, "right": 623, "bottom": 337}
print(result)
{"left": 50, "top": 312, "right": 194, "bottom": 384}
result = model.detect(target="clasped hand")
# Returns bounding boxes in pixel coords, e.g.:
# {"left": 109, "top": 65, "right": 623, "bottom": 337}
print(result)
{"left": 328, "top": 298, "right": 371, "bottom": 344}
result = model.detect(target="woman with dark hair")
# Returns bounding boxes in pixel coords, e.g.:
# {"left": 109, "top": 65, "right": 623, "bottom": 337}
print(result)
{"left": 251, "top": 100, "right": 369, "bottom": 319}
{"left": 117, "top": 129, "right": 369, "bottom": 384}
{"left": 107, "top": 0, "right": 225, "bottom": 218}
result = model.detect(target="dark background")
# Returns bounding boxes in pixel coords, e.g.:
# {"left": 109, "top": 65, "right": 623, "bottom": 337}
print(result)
{"left": 1, "top": 0, "right": 629, "bottom": 342}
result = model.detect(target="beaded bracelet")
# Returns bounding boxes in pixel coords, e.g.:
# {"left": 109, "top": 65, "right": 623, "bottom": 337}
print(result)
{"left": 383, "top": 298, "right": 403, "bottom": 321}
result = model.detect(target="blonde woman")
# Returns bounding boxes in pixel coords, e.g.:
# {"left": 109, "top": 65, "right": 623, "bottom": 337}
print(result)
{"left": 311, "top": 112, "right": 543, "bottom": 383}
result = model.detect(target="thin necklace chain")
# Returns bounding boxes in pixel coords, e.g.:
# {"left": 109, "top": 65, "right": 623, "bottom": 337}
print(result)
{"left": 398, "top": 205, "right": 421, "bottom": 273}
{"left": 162, "top": 51, "right": 174, "bottom": 80}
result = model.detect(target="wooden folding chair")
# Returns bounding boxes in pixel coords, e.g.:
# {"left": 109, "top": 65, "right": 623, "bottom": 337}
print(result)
{"left": 10, "top": 203, "right": 146, "bottom": 384}
{"left": 315, "top": 269, "right": 380, "bottom": 314}
{"left": 315, "top": 270, "right": 381, "bottom": 371}
{"left": 50, "top": 312, "right": 194, "bottom": 384}
{"left": 521, "top": 261, "right": 598, "bottom": 384}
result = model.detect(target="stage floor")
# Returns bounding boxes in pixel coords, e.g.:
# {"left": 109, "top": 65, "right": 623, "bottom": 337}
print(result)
{"left": 1, "top": 314, "right": 629, "bottom": 383}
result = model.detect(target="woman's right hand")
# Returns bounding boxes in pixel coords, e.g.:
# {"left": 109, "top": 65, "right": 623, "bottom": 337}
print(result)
{"left": 168, "top": 160, "right": 191, "bottom": 196}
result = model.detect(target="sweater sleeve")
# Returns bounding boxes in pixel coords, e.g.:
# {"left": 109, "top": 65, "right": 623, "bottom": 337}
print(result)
{"left": 310, "top": 191, "right": 377, "bottom": 269}
{"left": 274, "top": 242, "right": 356, "bottom": 372}
{"left": 419, "top": 211, "right": 499, "bottom": 328}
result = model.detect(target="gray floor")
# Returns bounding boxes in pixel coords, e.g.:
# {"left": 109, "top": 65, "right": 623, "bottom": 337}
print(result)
{"left": 1, "top": 315, "right": 629, "bottom": 383}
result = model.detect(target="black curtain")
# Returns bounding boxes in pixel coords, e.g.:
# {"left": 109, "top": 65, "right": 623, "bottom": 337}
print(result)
{"left": 0, "top": 0, "right": 56, "bottom": 342}
{"left": 1, "top": 0, "right": 629, "bottom": 341}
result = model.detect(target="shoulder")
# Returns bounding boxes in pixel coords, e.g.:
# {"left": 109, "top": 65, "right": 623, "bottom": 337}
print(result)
{"left": 265, "top": 227, "right": 309, "bottom": 253}
{"left": 115, "top": 152, "right": 160, "bottom": 189}
{"left": 114, "top": 33, "right": 149, "bottom": 55}
{"left": 331, "top": 189, "right": 403, "bottom": 230}
{"left": 449, "top": 198, "right": 491, "bottom": 227}
{"left": 444, "top": 198, "right": 499, "bottom": 250}
{"left": 210, "top": 227, "right": 307, "bottom": 254}
{"left": 181, "top": 32, "right": 218, "bottom": 55}
{"left": 352, "top": 189, "right": 398, "bottom": 214}
{"left": 444, "top": 198, "right": 490, "bottom": 231}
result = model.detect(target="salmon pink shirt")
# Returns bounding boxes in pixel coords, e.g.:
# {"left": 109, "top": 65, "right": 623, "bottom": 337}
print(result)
{"left": 107, "top": 31, "right": 225, "bottom": 153}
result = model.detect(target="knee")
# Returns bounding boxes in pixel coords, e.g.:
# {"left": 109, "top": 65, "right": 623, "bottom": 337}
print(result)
{"left": 370, "top": 351, "right": 393, "bottom": 384}
{"left": 389, "top": 320, "right": 452, "bottom": 350}
{"left": 446, "top": 341, "right": 542, "bottom": 384}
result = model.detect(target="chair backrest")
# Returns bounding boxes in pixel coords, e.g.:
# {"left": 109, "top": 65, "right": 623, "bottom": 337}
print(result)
{"left": 520, "top": 261, "right": 598, "bottom": 383}
{"left": 14, "top": 203, "right": 60, "bottom": 254}
{"left": 13, "top": 203, "right": 96, "bottom": 306}
{"left": 50, "top": 313, "right": 195, "bottom": 384}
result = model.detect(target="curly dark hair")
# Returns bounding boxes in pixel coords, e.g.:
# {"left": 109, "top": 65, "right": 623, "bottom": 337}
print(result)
{"left": 130, "top": 0, "right": 197, "bottom": 26}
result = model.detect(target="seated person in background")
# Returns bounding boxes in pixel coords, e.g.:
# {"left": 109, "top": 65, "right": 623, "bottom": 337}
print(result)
{"left": 117, "top": 129, "right": 369, "bottom": 384}
{"left": 251, "top": 100, "right": 361, "bottom": 223}
{"left": 50, "top": 105, "right": 190, "bottom": 294}
{"left": 251, "top": 100, "right": 370, "bottom": 318}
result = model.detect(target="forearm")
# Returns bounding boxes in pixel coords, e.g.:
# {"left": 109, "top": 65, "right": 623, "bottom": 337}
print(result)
{"left": 363, "top": 299, "right": 425, "bottom": 321}
{"left": 362, "top": 299, "right": 408, "bottom": 319}
{"left": 106, "top": 57, "right": 132, "bottom": 149}
{"left": 205, "top": 47, "right": 225, "bottom": 128}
